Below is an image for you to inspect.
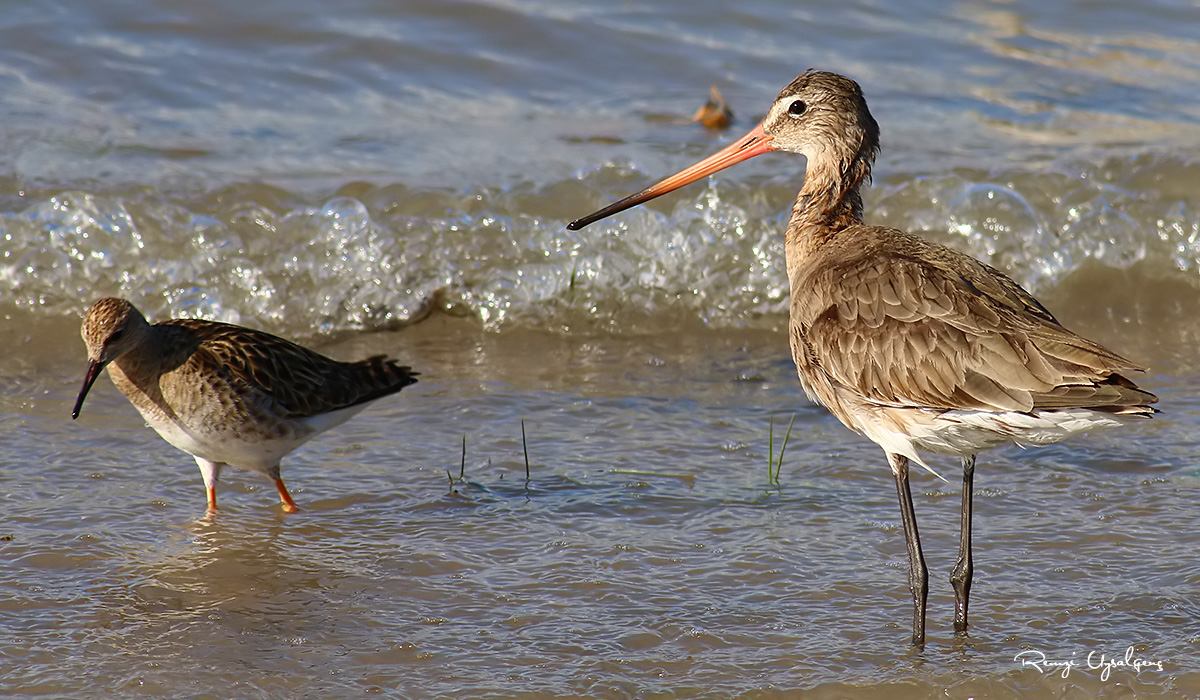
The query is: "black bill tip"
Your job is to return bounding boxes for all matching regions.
[71,360,104,420]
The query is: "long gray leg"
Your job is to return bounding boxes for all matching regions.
[951,454,976,633]
[888,453,927,646]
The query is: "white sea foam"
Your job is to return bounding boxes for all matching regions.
[1,158,1194,337]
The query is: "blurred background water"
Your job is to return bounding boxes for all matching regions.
[1,0,1198,698]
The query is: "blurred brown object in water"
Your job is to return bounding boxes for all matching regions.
[691,85,734,130]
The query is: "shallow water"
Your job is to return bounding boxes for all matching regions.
[2,0,1200,698]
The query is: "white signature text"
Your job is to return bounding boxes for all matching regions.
[1015,646,1165,681]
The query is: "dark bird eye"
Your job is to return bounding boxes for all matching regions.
[788,99,807,116]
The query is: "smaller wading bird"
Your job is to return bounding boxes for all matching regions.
[72,297,418,513]
[568,70,1157,645]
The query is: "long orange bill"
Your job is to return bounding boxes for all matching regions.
[71,359,104,420]
[567,121,776,231]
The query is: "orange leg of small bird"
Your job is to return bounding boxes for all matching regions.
[275,478,299,513]
[206,485,219,512]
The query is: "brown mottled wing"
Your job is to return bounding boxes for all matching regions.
[794,228,1156,414]
[162,319,418,418]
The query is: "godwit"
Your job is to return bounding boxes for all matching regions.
[72,297,418,513]
[568,70,1157,645]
